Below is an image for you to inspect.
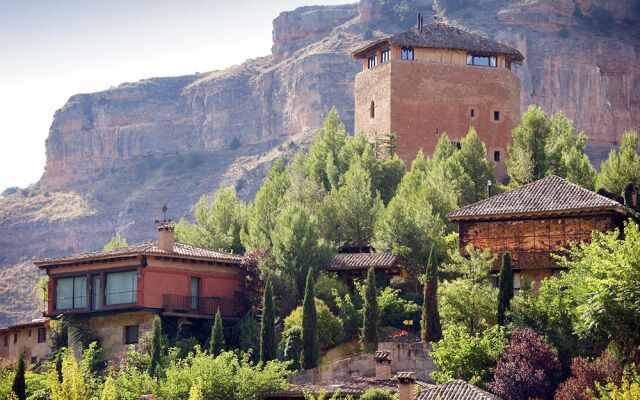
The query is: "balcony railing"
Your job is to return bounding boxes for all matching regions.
[162,295,244,318]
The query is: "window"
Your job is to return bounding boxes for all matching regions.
[190,277,200,310]
[493,111,501,121]
[3,335,7,347]
[494,151,501,162]
[124,325,139,344]
[91,275,101,310]
[37,327,46,343]
[55,276,87,310]
[106,271,138,305]
[30,356,37,364]
[369,101,375,119]
[367,55,377,69]
[513,272,522,290]
[467,54,497,67]
[470,109,475,118]
[28,329,32,337]
[381,48,391,63]
[401,47,414,60]
[14,333,17,344]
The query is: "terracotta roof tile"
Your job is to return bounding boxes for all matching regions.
[396,372,416,382]
[416,380,501,400]
[374,351,391,361]
[447,176,628,221]
[353,22,523,61]
[327,252,400,271]
[35,241,242,267]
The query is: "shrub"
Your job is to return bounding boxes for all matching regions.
[333,290,361,340]
[554,352,622,400]
[377,287,420,328]
[597,370,640,400]
[431,325,507,388]
[360,388,394,399]
[315,272,349,312]
[284,299,344,348]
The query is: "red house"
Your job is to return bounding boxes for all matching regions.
[35,222,245,357]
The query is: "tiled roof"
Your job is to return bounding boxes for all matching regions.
[396,372,416,382]
[416,380,501,400]
[267,377,430,398]
[374,351,391,361]
[353,22,523,61]
[35,241,242,267]
[0,318,48,332]
[327,252,400,271]
[447,176,629,221]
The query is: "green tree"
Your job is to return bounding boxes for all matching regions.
[596,131,640,194]
[361,267,378,353]
[11,352,26,400]
[377,156,405,204]
[282,327,303,370]
[175,187,247,254]
[422,251,442,342]
[48,350,89,400]
[333,290,361,340]
[260,278,277,363]
[455,127,495,202]
[497,252,514,326]
[239,316,260,359]
[507,105,549,185]
[328,163,383,250]
[149,316,163,377]
[210,308,225,356]
[103,235,127,251]
[302,268,319,369]
[431,325,508,388]
[284,299,344,348]
[305,107,349,191]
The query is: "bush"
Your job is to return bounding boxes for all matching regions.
[333,290,361,340]
[284,299,344,348]
[315,272,349,312]
[377,287,420,329]
[431,325,507,388]
[360,388,395,399]
[555,352,622,400]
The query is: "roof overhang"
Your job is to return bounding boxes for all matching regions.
[352,39,390,59]
[447,205,630,223]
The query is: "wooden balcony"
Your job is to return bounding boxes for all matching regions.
[162,294,244,318]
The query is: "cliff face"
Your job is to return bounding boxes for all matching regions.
[1,0,639,326]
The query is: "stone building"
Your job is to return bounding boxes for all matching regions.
[352,19,523,179]
[34,221,245,359]
[0,319,50,364]
[447,175,631,287]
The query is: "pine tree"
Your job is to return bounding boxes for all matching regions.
[210,308,225,356]
[259,278,276,363]
[422,251,442,342]
[149,316,162,377]
[497,252,514,326]
[302,268,319,369]
[12,351,26,400]
[361,267,379,352]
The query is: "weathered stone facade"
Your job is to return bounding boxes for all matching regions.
[0,321,50,364]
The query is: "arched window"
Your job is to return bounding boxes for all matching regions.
[369,101,375,118]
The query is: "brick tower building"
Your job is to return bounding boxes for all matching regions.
[353,19,523,179]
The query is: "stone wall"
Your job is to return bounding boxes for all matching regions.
[0,324,50,364]
[289,341,437,384]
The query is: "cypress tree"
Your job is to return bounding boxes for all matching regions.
[497,252,514,326]
[210,308,225,356]
[259,278,276,362]
[11,351,26,400]
[283,327,303,370]
[302,268,319,369]
[149,316,162,377]
[421,251,442,342]
[361,267,378,353]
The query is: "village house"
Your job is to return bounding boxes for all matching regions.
[327,251,404,283]
[447,175,632,287]
[0,319,50,365]
[352,16,523,179]
[32,220,245,359]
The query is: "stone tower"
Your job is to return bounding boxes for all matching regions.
[352,19,523,179]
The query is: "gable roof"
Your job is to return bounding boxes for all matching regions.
[447,176,629,222]
[35,241,242,268]
[327,252,400,271]
[353,22,523,62]
[416,380,501,400]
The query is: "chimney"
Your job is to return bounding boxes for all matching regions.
[416,13,422,31]
[396,372,415,400]
[487,180,493,198]
[156,204,174,252]
[374,351,392,380]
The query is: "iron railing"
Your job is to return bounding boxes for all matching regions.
[162,294,244,318]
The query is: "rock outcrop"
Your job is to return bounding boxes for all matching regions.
[1,0,639,326]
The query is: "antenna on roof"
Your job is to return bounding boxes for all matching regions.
[155,204,172,225]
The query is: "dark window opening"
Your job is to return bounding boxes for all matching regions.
[381,49,390,63]
[494,151,501,162]
[493,111,501,121]
[28,329,32,337]
[37,327,47,343]
[369,101,375,119]
[367,55,377,69]
[14,334,17,344]
[124,325,139,344]
[401,47,414,61]
[30,356,37,364]
[467,54,497,67]
[470,109,475,118]
[3,335,7,347]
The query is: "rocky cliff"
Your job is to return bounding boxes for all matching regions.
[1,0,639,326]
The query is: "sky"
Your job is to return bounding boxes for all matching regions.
[0,0,351,191]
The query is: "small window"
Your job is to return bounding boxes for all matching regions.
[470,109,475,118]
[513,272,522,290]
[381,49,390,63]
[494,151,501,162]
[467,54,497,67]
[28,329,32,337]
[369,101,375,119]
[124,325,139,344]
[37,327,47,343]
[490,57,497,67]
[367,55,377,69]
[3,335,7,347]
[493,111,500,121]
[401,47,414,61]
[30,356,37,364]
[14,334,17,344]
